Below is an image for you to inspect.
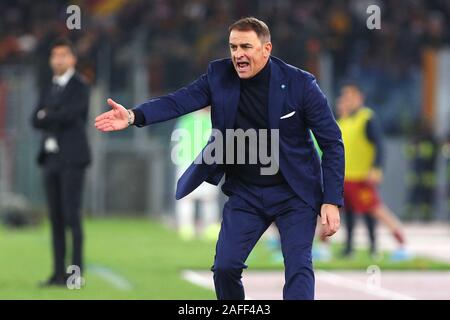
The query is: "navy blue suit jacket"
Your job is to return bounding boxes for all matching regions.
[135,56,344,213]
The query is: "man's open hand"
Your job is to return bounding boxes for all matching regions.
[95,98,129,132]
[320,204,340,239]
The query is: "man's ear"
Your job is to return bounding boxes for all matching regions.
[264,42,272,58]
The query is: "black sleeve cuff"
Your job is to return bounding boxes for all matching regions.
[131,108,145,127]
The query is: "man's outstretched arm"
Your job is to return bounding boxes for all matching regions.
[95,71,211,132]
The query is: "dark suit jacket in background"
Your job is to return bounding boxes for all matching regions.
[32,73,91,167]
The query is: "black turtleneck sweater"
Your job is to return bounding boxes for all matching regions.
[225,60,286,186]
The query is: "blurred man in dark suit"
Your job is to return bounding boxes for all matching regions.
[32,38,91,286]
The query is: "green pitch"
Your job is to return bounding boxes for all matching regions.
[0,218,449,299]
[0,218,217,299]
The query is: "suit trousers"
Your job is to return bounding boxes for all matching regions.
[212,178,317,300]
[42,155,85,277]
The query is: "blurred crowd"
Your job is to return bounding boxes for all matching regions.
[0,0,449,134]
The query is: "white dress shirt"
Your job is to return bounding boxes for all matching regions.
[52,67,75,88]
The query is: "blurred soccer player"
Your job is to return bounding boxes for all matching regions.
[31,38,90,286]
[337,84,406,258]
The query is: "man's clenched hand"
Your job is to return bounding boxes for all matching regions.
[320,203,340,239]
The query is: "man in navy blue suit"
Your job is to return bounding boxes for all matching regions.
[95,17,344,300]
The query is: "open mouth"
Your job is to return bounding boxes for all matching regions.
[236,61,250,73]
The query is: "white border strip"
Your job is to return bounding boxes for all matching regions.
[316,270,416,300]
[89,265,133,291]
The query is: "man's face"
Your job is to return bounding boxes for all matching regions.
[336,96,348,118]
[229,30,272,79]
[338,86,364,114]
[50,46,76,76]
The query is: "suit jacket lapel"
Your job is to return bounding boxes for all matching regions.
[268,58,287,129]
[223,70,240,130]
[50,74,76,108]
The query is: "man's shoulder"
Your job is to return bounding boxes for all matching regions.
[73,72,89,86]
[203,58,236,85]
[271,56,315,83]
[207,58,233,73]
[360,106,376,118]
[68,72,90,93]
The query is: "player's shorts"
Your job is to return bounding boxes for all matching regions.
[344,180,380,214]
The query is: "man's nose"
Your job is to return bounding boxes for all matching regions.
[234,48,244,60]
